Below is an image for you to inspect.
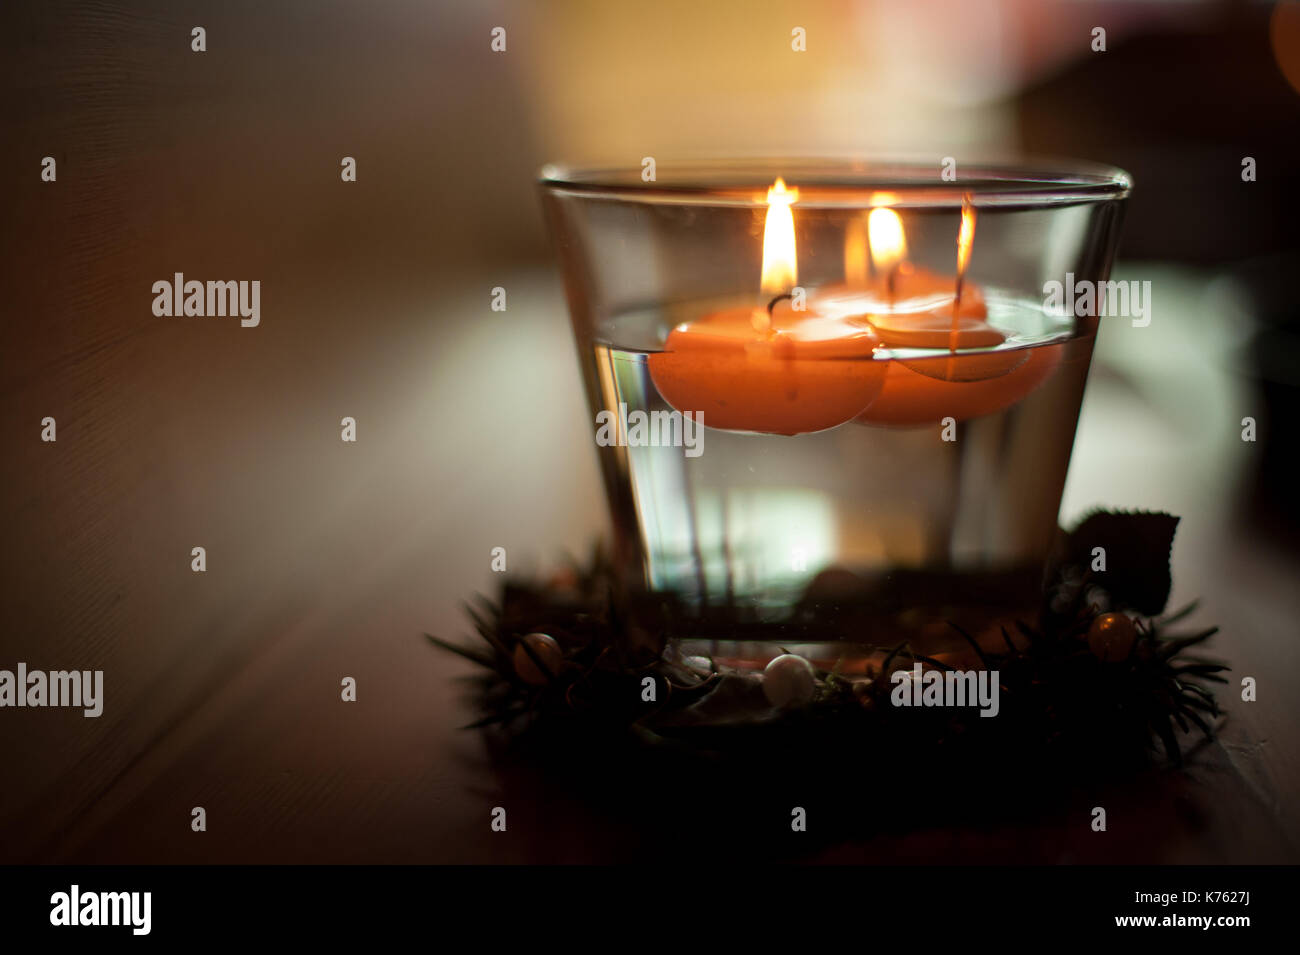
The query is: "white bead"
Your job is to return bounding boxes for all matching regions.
[762,653,816,708]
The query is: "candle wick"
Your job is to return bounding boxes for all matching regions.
[887,266,898,305]
[766,292,793,319]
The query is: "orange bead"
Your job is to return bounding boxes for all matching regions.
[513,632,564,685]
[1087,612,1137,661]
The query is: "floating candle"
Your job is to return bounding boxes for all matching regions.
[847,198,1061,423]
[647,180,885,435]
[646,305,886,436]
[859,343,1064,427]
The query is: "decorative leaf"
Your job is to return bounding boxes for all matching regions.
[1065,510,1179,615]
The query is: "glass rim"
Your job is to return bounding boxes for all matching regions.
[538,156,1131,208]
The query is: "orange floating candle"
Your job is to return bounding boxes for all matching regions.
[648,180,886,435]
[852,197,1059,424]
[646,305,886,436]
[858,343,1064,427]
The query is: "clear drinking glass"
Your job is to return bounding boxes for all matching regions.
[540,159,1130,669]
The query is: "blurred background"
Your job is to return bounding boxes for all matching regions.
[1,0,1298,862]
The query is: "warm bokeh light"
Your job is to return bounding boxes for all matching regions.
[1271,0,1300,96]
[844,216,869,287]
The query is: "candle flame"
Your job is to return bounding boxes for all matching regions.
[760,178,799,294]
[956,195,976,278]
[845,193,900,285]
[949,194,978,359]
[868,207,907,274]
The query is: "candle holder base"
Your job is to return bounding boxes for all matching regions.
[429,510,1225,770]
